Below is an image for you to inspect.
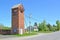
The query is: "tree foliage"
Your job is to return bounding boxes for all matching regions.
[0,24,11,30]
[38,20,60,32]
[47,23,53,31]
[34,22,37,26]
[38,20,49,31]
[56,20,60,30]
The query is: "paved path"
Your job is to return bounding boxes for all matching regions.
[0,31,60,40]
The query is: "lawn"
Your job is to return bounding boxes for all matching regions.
[15,32,38,37]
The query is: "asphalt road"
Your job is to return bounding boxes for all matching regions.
[0,31,60,40]
[26,31,60,40]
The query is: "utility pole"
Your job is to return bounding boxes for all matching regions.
[29,14,32,34]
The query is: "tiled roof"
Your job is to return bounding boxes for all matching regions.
[12,4,22,8]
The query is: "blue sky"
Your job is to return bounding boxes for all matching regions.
[0,0,60,27]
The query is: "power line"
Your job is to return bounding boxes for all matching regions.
[24,19,27,28]
[25,14,39,21]
[24,14,40,28]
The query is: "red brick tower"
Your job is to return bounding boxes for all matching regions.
[11,4,24,34]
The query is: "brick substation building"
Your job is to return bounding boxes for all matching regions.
[0,4,24,35]
[11,4,24,34]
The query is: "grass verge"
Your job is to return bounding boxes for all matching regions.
[15,32,38,37]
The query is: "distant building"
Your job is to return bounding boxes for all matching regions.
[0,29,11,35]
[34,26,38,32]
[26,25,38,32]
[33,22,38,31]
[27,26,34,32]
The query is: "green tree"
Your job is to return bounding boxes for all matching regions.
[0,24,11,30]
[38,23,41,31]
[38,23,43,31]
[47,23,53,31]
[53,24,57,31]
[42,20,49,31]
[56,20,60,30]
[38,20,49,31]
[34,22,37,26]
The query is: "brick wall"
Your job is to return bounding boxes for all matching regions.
[0,29,11,35]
